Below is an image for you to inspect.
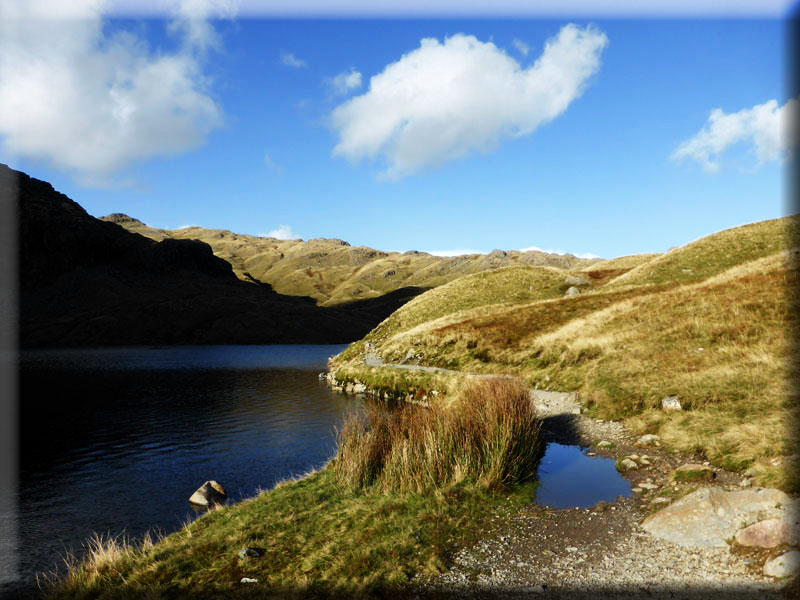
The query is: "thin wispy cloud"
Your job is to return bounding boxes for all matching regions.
[263,224,300,240]
[264,153,285,174]
[330,24,608,180]
[0,0,228,187]
[671,98,798,173]
[329,68,362,95]
[281,51,307,68]
[512,38,530,56]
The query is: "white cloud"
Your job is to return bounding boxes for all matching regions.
[264,225,300,240]
[281,52,307,68]
[330,24,608,180]
[0,0,227,187]
[176,223,200,229]
[671,98,798,173]
[329,68,362,95]
[512,38,530,56]
[428,249,487,256]
[264,153,285,174]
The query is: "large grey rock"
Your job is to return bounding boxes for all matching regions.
[763,551,800,578]
[661,396,682,411]
[564,286,581,297]
[189,480,226,507]
[641,487,790,547]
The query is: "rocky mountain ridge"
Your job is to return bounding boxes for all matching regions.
[101,213,605,306]
[5,164,420,347]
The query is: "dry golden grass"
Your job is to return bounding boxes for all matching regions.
[332,216,799,491]
[607,216,796,287]
[578,253,661,271]
[334,377,541,493]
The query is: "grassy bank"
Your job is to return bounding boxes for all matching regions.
[331,217,799,492]
[47,379,541,598]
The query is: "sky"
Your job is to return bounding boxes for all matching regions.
[0,1,797,259]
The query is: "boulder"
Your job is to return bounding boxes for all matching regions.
[735,518,798,548]
[564,286,581,297]
[637,434,660,446]
[641,487,790,547]
[618,458,638,471]
[763,551,800,579]
[661,396,682,411]
[189,480,226,507]
[673,463,715,482]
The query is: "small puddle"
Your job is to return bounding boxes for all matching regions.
[534,442,631,509]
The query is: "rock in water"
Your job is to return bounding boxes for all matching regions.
[189,480,226,507]
[641,487,790,547]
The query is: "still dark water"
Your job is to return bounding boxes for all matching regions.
[534,442,631,509]
[8,345,360,590]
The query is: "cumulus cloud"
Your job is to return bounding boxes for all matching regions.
[264,225,300,240]
[329,68,362,95]
[281,52,306,68]
[512,38,530,56]
[671,98,798,173]
[0,0,227,187]
[330,24,608,180]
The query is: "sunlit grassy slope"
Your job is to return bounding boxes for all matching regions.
[332,216,799,491]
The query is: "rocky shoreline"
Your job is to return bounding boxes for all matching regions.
[322,367,799,598]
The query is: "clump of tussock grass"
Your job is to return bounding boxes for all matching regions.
[40,530,160,596]
[334,377,541,493]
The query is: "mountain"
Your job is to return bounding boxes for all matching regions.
[101,215,605,306]
[5,164,420,348]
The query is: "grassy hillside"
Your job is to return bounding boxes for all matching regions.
[606,217,795,287]
[332,216,799,491]
[102,214,601,306]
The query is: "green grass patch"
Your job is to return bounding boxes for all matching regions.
[47,468,542,599]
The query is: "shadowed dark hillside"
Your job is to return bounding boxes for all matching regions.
[5,164,415,347]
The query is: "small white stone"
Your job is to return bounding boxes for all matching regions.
[763,551,800,578]
[240,577,258,584]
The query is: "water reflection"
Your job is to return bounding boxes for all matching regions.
[534,442,631,509]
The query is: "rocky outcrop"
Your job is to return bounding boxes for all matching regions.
[640,487,795,548]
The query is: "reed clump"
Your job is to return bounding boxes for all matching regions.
[334,377,541,493]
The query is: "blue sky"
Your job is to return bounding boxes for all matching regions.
[0,2,796,259]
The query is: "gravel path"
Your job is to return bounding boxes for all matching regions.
[413,390,794,599]
[337,358,797,598]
